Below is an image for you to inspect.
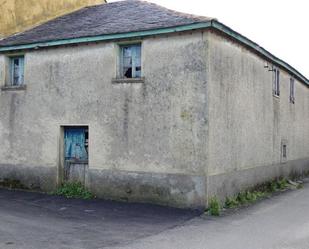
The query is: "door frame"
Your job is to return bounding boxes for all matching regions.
[58,124,89,187]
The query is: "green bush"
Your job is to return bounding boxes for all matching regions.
[225,196,239,209]
[219,176,307,214]
[225,189,271,209]
[269,181,278,192]
[208,196,221,216]
[54,182,94,200]
[277,178,288,190]
[263,178,288,192]
[223,178,294,211]
[245,191,257,202]
[236,191,248,204]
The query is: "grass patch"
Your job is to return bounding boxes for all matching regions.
[207,177,296,216]
[257,177,289,193]
[208,196,221,216]
[225,190,268,209]
[207,177,304,216]
[277,178,288,189]
[54,182,94,200]
[223,177,298,210]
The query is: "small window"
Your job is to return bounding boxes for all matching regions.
[290,77,295,103]
[10,56,24,86]
[272,67,280,97]
[281,140,288,162]
[120,44,141,78]
[282,144,287,159]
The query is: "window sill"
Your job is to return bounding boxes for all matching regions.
[273,94,280,99]
[1,85,27,91]
[112,77,145,84]
[65,159,88,164]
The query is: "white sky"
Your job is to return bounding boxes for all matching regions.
[108,0,309,78]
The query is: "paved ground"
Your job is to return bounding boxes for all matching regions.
[115,180,309,249]
[1,182,309,249]
[0,189,199,249]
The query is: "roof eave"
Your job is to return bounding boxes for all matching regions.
[211,20,309,87]
[0,22,212,52]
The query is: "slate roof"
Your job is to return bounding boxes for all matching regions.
[0,0,212,47]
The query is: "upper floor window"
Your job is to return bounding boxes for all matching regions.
[273,67,280,97]
[290,77,295,104]
[120,44,141,78]
[10,56,24,86]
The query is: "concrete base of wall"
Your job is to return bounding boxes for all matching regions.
[0,163,206,209]
[87,169,206,210]
[0,158,308,209]
[0,164,57,192]
[208,158,309,201]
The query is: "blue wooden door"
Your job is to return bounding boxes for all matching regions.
[64,127,88,184]
[64,128,88,161]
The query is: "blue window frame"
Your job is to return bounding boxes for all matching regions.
[120,44,141,78]
[10,56,24,86]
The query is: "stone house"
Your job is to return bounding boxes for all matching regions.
[0,0,308,209]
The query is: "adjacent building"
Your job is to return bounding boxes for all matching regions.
[0,0,308,209]
[0,0,105,38]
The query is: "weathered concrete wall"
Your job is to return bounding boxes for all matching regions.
[0,28,307,208]
[0,32,209,208]
[207,31,309,199]
[0,0,104,38]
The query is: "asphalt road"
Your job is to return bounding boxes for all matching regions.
[1,181,309,249]
[115,179,309,249]
[0,189,199,249]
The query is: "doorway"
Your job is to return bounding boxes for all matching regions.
[63,126,89,185]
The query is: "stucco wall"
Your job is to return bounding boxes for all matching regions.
[0,32,209,208]
[207,31,309,198]
[0,29,308,207]
[0,0,104,38]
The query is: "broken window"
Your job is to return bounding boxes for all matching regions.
[10,56,24,86]
[290,77,295,103]
[273,67,280,97]
[120,44,141,78]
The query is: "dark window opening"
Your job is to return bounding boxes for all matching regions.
[282,144,287,159]
[273,68,280,96]
[290,77,295,104]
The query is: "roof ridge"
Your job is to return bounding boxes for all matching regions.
[135,0,213,21]
[84,0,213,20]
